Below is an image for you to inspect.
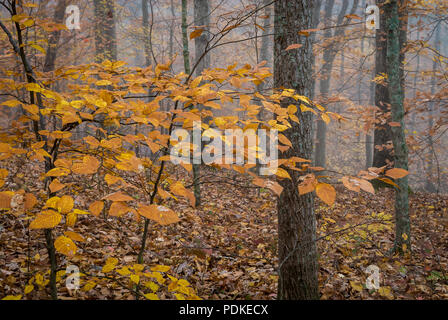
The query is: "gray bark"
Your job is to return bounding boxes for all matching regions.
[274,0,319,300]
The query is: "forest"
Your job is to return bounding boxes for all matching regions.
[0,0,447,302]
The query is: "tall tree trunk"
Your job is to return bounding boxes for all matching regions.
[274,0,319,300]
[181,0,191,74]
[373,0,393,168]
[94,0,117,62]
[385,0,410,253]
[142,0,153,67]
[192,0,211,206]
[256,0,273,122]
[425,22,440,193]
[43,0,66,72]
[314,0,358,168]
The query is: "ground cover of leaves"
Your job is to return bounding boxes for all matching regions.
[0,164,447,300]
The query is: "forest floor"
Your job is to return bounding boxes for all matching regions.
[0,165,447,300]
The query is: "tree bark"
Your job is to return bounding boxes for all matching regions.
[385,0,411,253]
[94,0,117,62]
[274,0,319,300]
[373,0,393,168]
[192,0,211,206]
[314,0,358,168]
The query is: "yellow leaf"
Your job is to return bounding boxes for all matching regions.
[57,195,74,214]
[378,286,394,299]
[144,281,159,292]
[102,257,118,273]
[144,293,159,300]
[24,284,34,294]
[29,210,62,229]
[95,80,112,86]
[64,231,85,242]
[275,168,291,179]
[2,295,22,300]
[54,236,77,257]
[321,113,331,124]
[104,174,122,186]
[66,211,77,227]
[82,280,96,291]
[130,274,140,284]
[30,44,45,54]
[350,281,363,292]
[377,177,400,189]
[315,183,336,206]
[46,167,70,177]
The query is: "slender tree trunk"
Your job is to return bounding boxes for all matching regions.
[43,0,66,72]
[181,0,191,74]
[274,0,319,300]
[256,0,273,122]
[94,0,117,62]
[385,0,410,253]
[191,0,210,206]
[373,0,393,168]
[314,0,358,167]
[142,0,153,67]
[425,23,440,193]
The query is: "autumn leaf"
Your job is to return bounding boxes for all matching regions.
[49,179,66,193]
[315,183,336,206]
[57,195,74,214]
[138,205,180,226]
[103,191,134,202]
[89,201,104,216]
[385,168,409,179]
[29,210,62,229]
[54,236,77,257]
[285,43,302,51]
[190,28,204,40]
[64,231,85,242]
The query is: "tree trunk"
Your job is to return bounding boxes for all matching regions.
[274,0,319,300]
[256,0,273,122]
[373,0,393,168]
[425,22,440,193]
[94,0,117,62]
[385,0,410,253]
[192,0,211,206]
[43,0,66,72]
[315,0,358,168]
[142,0,153,67]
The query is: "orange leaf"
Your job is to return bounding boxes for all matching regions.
[89,201,104,216]
[315,183,336,206]
[49,179,66,193]
[189,28,204,40]
[138,204,180,226]
[285,43,302,51]
[385,168,409,179]
[109,202,130,217]
[103,191,134,202]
